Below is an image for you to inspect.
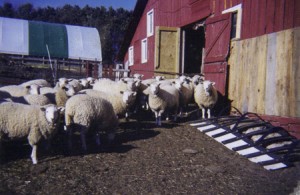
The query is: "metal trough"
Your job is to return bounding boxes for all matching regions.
[190,112,300,170]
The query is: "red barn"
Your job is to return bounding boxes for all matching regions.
[118,0,300,138]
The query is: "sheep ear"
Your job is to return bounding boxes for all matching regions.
[212,82,216,86]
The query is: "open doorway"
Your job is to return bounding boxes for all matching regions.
[181,22,205,74]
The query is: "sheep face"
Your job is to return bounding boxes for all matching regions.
[86,77,96,85]
[58,78,69,87]
[64,84,76,97]
[192,75,205,86]
[174,81,183,91]
[150,83,160,96]
[43,105,60,124]
[203,81,215,96]
[121,91,137,106]
[133,73,144,80]
[154,76,165,81]
[26,84,41,95]
[79,79,89,88]
[134,80,141,88]
[127,81,138,91]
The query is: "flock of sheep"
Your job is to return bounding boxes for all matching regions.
[0,74,218,164]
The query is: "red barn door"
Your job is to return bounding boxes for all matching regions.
[204,13,232,95]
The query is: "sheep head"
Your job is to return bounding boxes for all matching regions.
[25,84,41,95]
[203,80,215,96]
[42,105,60,124]
[120,90,137,106]
[150,83,160,96]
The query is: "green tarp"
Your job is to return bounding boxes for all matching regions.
[28,21,68,58]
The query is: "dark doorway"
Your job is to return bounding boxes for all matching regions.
[181,24,205,74]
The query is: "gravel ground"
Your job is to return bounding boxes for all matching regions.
[0,113,300,195]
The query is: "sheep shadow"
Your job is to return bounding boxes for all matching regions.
[0,140,33,164]
[189,91,233,120]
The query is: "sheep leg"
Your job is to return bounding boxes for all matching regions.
[207,109,211,118]
[30,144,38,164]
[196,109,201,119]
[108,133,115,144]
[80,130,87,151]
[0,140,4,163]
[173,113,177,122]
[153,110,159,125]
[166,114,170,121]
[125,112,130,122]
[66,127,73,152]
[158,110,164,126]
[202,108,206,119]
[179,107,183,117]
[95,132,101,146]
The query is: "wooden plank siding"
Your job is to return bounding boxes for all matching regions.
[228,27,300,118]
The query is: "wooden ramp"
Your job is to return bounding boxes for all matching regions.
[190,112,300,170]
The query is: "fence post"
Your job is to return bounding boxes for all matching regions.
[98,62,102,79]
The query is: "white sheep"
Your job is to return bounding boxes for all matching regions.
[148,83,180,126]
[194,80,218,118]
[57,77,70,87]
[93,78,139,93]
[0,103,61,164]
[0,84,41,97]
[86,77,96,86]
[64,94,118,151]
[79,89,137,119]
[174,79,194,116]
[6,94,52,106]
[192,74,205,87]
[20,79,51,88]
[40,84,76,107]
[133,73,144,80]
[68,79,84,92]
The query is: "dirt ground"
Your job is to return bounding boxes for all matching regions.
[1,111,300,195]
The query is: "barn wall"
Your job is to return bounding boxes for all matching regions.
[127,0,211,78]
[228,27,300,118]
[212,0,300,39]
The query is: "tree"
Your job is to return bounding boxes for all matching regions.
[16,3,35,20]
[0,3,15,18]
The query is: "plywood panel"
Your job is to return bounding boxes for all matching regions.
[155,26,180,78]
[229,28,300,118]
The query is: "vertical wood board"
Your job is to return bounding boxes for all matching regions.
[265,33,278,115]
[294,28,300,116]
[275,29,293,116]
